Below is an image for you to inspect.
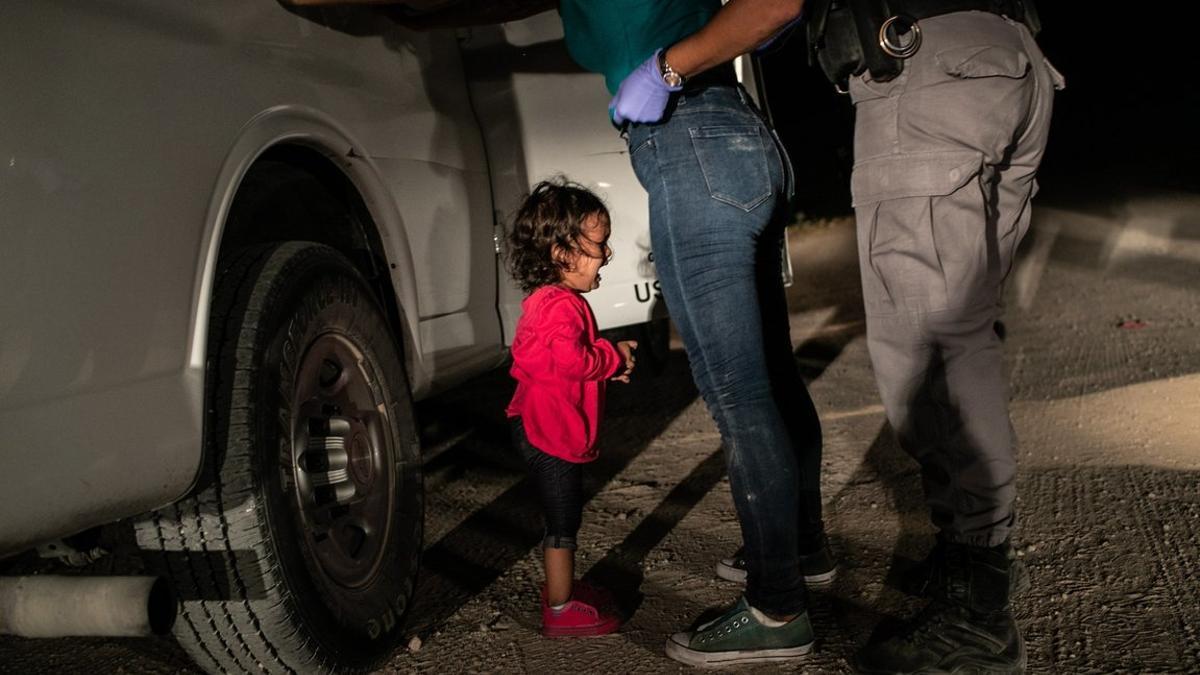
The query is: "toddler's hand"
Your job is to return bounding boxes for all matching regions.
[613,340,638,383]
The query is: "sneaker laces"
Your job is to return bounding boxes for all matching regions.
[697,603,746,634]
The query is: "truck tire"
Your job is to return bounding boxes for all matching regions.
[135,242,421,674]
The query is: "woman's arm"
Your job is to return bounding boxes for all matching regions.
[663,0,805,79]
[609,0,804,124]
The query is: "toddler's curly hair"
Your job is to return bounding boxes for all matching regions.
[506,178,610,293]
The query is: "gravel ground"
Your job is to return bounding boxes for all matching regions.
[3,191,1199,673]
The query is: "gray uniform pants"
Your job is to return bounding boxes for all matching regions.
[849,11,1062,547]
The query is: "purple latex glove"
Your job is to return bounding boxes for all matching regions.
[609,49,681,126]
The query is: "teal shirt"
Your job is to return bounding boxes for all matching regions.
[560,0,722,95]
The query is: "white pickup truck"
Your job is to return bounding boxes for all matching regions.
[0,3,763,673]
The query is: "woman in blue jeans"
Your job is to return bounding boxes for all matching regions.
[559,0,826,666]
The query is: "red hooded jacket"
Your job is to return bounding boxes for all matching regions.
[506,285,622,462]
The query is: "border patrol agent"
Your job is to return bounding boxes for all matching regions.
[807,0,1061,671]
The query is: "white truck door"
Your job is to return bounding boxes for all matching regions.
[458,12,664,342]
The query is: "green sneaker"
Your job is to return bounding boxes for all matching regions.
[665,597,814,668]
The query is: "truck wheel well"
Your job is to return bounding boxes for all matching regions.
[218,145,410,366]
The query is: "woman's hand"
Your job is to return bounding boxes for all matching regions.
[609,50,679,125]
[612,340,638,382]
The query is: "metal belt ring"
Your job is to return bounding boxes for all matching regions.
[879,15,922,58]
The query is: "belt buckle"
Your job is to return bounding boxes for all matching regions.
[879,14,922,59]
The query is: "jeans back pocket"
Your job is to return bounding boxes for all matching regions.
[689,125,772,211]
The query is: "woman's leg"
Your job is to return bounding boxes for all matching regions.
[755,219,825,546]
[628,88,809,617]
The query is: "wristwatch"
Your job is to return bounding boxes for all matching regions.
[658,50,684,88]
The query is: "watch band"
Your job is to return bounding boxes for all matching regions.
[658,50,685,89]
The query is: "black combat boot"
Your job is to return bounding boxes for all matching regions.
[901,535,1030,601]
[855,540,1026,674]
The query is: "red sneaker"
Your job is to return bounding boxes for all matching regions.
[542,593,621,638]
[571,581,617,610]
[541,581,617,612]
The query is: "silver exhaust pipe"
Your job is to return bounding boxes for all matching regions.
[0,576,175,638]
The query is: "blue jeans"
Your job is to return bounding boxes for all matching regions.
[626,86,822,616]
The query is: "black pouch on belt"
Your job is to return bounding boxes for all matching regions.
[808,0,1042,89]
[807,0,905,89]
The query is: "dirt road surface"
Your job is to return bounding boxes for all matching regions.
[3,192,1198,673]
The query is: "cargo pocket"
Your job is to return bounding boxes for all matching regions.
[936,44,1030,80]
[851,150,981,207]
[689,125,772,211]
[851,149,986,314]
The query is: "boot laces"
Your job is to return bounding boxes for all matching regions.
[901,601,958,645]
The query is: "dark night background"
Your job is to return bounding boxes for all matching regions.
[757,5,1200,217]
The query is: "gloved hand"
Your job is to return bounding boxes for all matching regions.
[609,49,681,126]
[753,15,802,55]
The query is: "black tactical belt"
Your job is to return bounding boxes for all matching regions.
[898,0,1038,32]
[682,62,738,93]
[807,0,1040,90]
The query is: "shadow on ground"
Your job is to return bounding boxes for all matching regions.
[406,296,865,639]
[406,352,703,637]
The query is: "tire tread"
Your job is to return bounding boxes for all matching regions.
[137,242,417,674]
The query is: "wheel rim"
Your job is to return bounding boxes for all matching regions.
[289,332,394,591]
